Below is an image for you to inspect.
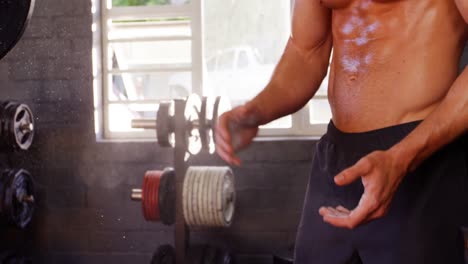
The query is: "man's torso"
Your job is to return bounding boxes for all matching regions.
[322,0,467,132]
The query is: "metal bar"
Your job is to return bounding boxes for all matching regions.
[174,99,188,264]
[108,35,192,43]
[131,119,157,129]
[108,5,192,20]
[107,99,162,104]
[190,0,204,95]
[101,0,111,139]
[131,189,142,201]
[108,66,192,74]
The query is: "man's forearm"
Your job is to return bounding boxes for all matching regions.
[391,66,468,172]
[243,36,333,126]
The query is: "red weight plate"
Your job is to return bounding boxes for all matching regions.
[142,170,163,221]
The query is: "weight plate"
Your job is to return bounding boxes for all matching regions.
[150,244,175,264]
[0,0,35,61]
[184,94,202,155]
[0,102,34,151]
[183,167,194,226]
[215,168,223,227]
[159,168,175,226]
[199,97,210,153]
[157,102,175,148]
[10,103,34,150]
[222,168,235,226]
[142,170,162,222]
[3,169,34,229]
[200,167,210,226]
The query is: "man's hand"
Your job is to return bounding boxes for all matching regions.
[319,149,408,229]
[215,105,260,166]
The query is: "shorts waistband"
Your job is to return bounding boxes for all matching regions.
[324,120,422,152]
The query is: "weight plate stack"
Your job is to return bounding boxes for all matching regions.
[0,101,34,151]
[0,169,35,229]
[151,244,175,264]
[184,94,202,155]
[0,0,35,60]
[157,101,175,148]
[142,170,163,222]
[159,168,175,226]
[183,167,235,228]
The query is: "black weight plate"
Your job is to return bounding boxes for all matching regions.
[158,167,175,226]
[8,103,34,150]
[0,0,35,60]
[151,244,175,264]
[199,97,210,152]
[157,102,174,148]
[4,169,34,229]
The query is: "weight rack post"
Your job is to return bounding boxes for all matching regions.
[174,99,189,264]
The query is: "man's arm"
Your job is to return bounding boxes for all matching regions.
[243,0,333,125]
[319,3,467,228]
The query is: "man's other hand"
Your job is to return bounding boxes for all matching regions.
[319,149,408,229]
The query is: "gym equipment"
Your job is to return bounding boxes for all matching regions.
[131,95,230,155]
[183,167,235,228]
[0,169,35,228]
[0,101,34,151]
[0,0,35,60]
[0,251,31,264]
[131,168,175,225]
[130,95,234,264]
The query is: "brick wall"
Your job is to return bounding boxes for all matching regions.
[0,0,466,264]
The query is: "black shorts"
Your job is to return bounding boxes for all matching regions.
[294,121,468,264]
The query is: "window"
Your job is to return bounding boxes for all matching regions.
[93,0,331,139]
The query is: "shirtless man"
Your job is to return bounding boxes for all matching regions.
[215,0,468,263]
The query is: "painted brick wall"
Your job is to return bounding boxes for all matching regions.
[0,0,466,264]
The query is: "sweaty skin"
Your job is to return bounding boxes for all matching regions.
[215,0,468,228]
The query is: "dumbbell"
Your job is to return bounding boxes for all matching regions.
[0,169,35,228]
[131,168,175,225]
[131,166,236,228]
[131,95,230,155]
[0,101,34,151]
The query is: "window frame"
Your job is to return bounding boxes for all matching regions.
[93,0,330,140]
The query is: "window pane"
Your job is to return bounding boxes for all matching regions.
[109,40,191,70]
[108,104,158,132]
[112,0,189,7]
[202,0,291,104]
[309,99,332,124]
[108,19,191,41]
[108,72,192,101]
[261,115,292,129]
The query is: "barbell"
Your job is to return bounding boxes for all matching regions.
[0,168,35,228]
[131,95,230,155]
[131,166,235,228]
[0,0,35,61]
